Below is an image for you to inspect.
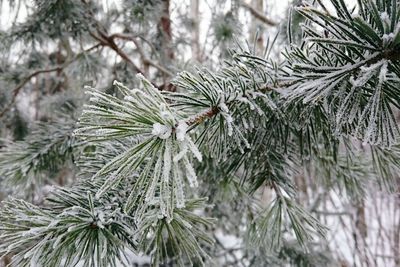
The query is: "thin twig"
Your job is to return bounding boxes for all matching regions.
[0,43,102,118]
[110,33,174,77]
[240,1,277,26]
[89,31,144,74]
[0,67,62,118]
[186,106,220,126]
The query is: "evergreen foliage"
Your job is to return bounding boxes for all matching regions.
[0,0,399,266]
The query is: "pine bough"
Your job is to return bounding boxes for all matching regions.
[1,0,400,266]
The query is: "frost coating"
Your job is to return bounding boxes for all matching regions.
[173,142,188,162]
[380,12,390,24]
[222,113,234,136]
[152,123,172,139]
[173,161,185,208]
[176,121,188,141]
[378,61,388,84]
[113,80,123,87]
[184,157,198,188]
[186,137,202,162]
[351,60,387,88]
[218,102,229,113]
[163,139,172,183]
[218,99,235,136]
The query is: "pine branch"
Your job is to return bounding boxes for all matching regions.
[74,75,205,217]
[137,198,214,266]
[247,191,327,253]
[0,121,76,191]
[283,0,400,146]
[0,180,137,267]
[2,1,400,266]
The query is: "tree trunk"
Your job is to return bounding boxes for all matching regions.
[157,0,174,90]
[158,0,174,61]
[249,0,264,55]
[190,0,200,62]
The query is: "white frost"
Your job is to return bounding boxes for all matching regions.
[183,157,198,188]
[186,137,203,162]
[175,121,188,141]
[163,139,172,183]
[378,60,388,84]
[218,102,229,113]
[173,142,188,162]
[152,123,172,139]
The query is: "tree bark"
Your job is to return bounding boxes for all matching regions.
[249,0,264,55]
[158,0,174,61]
[157,0,174,90]
[190,0,200,61]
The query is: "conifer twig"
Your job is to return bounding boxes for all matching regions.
[186,106,220,126]
[240,1,277,26]
[0,67,62,118]
[89,31,144,75]
[110,33,174,77]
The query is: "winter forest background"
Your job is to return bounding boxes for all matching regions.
[0,0,399,266]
